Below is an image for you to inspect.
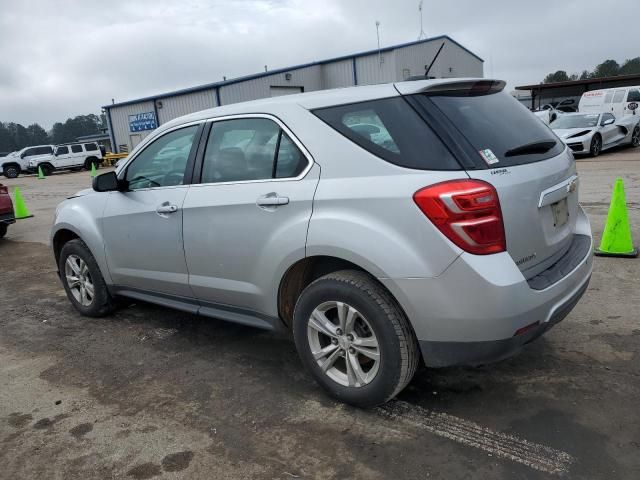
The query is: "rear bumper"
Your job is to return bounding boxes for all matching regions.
[418,274,590,367]
[381,209,593,368]
[0,211,15,225]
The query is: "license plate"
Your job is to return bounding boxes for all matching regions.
[551,198,569,228]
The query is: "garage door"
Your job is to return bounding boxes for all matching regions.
[269,86,303,97]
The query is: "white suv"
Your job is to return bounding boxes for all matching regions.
[1,145,54,178]
[28,142,103,176]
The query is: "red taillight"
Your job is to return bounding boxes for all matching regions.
[413,179,506,255]
[0,185,7,195]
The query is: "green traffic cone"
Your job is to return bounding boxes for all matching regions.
[90,162,97,178]
[595,178,637,258]
[37,166,45,179]
[12,187,33,219]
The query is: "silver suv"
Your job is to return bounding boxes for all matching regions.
[52,79,593,407]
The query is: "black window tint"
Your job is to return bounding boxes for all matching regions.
[84,143,98,151]
[56,146,69,155]
[201,118,279,183]
[422,91,564,167]
[125,125,198,190]
[24,149,36,157]
[314,97,460,170]
[627,89,640,102]
[34,147,52,155]
[275,133,307,178]
[71,144,83,153]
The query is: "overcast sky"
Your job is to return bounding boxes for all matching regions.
[1,0,638,128]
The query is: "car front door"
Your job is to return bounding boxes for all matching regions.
[53,146,70,168]
[600,113,619,145]
[102,123,203,298]
[182,116,319,319]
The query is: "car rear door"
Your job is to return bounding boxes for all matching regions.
[407,84,580,278]
[182,116,319,318]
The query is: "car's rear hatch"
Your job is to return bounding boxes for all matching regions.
[399,80,579,277]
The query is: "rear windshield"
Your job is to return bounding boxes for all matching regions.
[419,92,564,167]
[313,97,461,170]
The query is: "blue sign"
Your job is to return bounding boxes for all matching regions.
[129,112,157,132]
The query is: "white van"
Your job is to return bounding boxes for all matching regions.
[27,142,103,176]
[579,86,640,118]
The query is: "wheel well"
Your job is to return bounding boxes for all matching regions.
[2,162,20,170]
[53,229,80,265]
[85,156,98,165]
[278,256,395,330]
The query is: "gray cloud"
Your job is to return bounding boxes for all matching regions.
[0,0,637,128]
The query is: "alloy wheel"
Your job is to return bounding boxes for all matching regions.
[591,136,601,156]
[307,301,380,388]
[64,254,95,306]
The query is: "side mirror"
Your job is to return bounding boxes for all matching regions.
[602,118,615,126]
[20,153,26,159]
[93,171,123,192]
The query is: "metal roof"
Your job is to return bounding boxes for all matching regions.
[104,35,483,109]
[515,73,640,91]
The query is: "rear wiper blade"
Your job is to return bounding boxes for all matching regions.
[504,140,557,157]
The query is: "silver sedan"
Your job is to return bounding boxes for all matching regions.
[552,112,640,157]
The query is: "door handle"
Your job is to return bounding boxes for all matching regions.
[156,203,179,214]
[257,194,289,207]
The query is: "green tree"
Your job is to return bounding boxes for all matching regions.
[579,70,591,80]
[50,114,103,144]
[619,57,640,76]
[592,59,620,78]
[544,70,570,83]
[26,123,49,145]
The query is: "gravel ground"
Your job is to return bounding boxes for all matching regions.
[0,150,638,480]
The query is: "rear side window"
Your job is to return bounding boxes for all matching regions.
[313,97,461,170]
[71,145,83,153]
[84,143,98,151]
[419,91,564,167]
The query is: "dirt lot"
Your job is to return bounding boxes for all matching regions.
[1,151,639,480]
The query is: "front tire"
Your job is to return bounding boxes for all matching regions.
[3,165,19,178]
[293,270,419,408]
[590,134,602,157]
[59,239,115,317]
[0,223,7,238]
[631,126,640,148]
[41,164,54,177]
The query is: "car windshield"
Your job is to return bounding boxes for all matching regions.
[551,114,600,129]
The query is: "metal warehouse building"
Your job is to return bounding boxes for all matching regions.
[104,35,484,153]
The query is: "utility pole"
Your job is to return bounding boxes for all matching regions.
[418,1,427,40]
[375,21,382,67]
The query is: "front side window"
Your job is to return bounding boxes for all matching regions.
[627,89,640,102]
[125,125,198,190]
[201,118,307,184]
[56,146,69,155]
[71,145,83,153]
[35,146,53,155]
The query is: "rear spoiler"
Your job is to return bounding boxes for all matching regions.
[395,79,506,97]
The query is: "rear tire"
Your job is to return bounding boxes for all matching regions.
[293,270,419,408]
[0,224,7,238]
[59,239,116,317]
[85,158,99,171]
[3,165,19,178]
[589,134,602,157]
[41,164,53,177]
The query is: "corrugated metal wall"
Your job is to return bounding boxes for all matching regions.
[321,59,354,89]
[157,89,217,124]
[108,40,483,152]
[219,65,322,105]
[108,100,155,152]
